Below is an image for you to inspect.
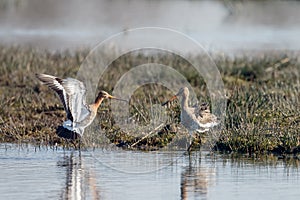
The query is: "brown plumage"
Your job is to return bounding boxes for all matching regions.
[162,87,219,150]
[36,73,126,139]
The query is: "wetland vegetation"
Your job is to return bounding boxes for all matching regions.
[0,46,299,156]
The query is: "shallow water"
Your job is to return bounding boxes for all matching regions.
[0,143,299,200]
[0,0,300,52]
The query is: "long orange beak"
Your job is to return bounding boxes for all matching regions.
[161,95,177,106]
[108,94,128,102]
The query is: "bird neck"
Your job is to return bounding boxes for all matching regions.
[181,95,189,109]
[93,97,104,109]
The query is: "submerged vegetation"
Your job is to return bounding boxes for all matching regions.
[0,46,299,156]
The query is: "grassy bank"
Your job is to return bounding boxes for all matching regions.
[0,46,299,156]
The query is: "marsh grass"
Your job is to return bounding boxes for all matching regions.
[215,53,300,155]
[0,46,299,156]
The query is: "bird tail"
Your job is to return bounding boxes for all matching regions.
[56,126,80,140]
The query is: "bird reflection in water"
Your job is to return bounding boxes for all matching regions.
[180,155,215,200]
[57,152,100,200]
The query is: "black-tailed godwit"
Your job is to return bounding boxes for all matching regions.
[162,87,219,151]
[36,73,126,140]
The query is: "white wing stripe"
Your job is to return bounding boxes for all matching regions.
[37,74,91,123]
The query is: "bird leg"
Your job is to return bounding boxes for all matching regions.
[70,139,77,149]
[78,139,81,151]
[188,130,206,152]
[187,131,194,153]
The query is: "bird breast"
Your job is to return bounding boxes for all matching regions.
[181,109,201,131]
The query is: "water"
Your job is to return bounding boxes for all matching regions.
[0,0,300,52]
[0,144,299,200]
[1,1,300,199]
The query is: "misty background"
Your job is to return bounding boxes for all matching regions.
[0,0,300,53]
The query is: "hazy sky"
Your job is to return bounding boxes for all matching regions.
[0,0,299,52]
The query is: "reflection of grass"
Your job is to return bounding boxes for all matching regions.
[0,46,299,156]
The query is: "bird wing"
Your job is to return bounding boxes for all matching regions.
[36,74,90,122]
[193,102,219,128]
[193,102,210,119]
[36,74,73,121]
[62,77,90,122]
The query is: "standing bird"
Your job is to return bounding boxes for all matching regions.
[162,87,219,151]
[36,73,126,140]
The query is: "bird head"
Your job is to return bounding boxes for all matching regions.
[96,90,114,100]
[176,87,189,97]
[161,87,189,106]
[95,90,127,103]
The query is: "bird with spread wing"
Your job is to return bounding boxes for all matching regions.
[36,74,126,139]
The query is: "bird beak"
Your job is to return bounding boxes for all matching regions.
[161,95,177,106]
[108,95,128,102]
